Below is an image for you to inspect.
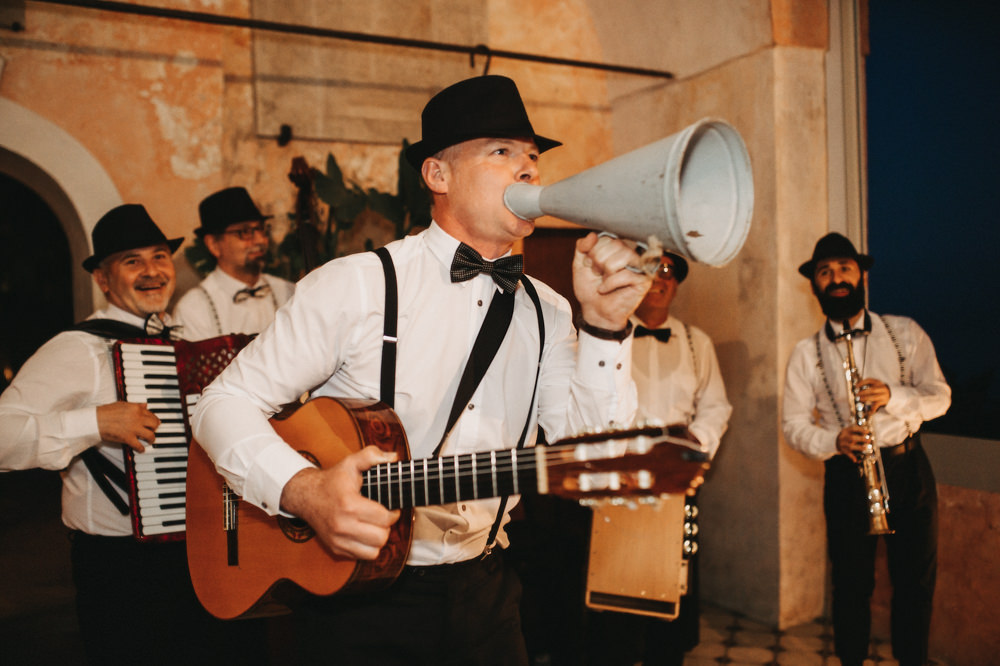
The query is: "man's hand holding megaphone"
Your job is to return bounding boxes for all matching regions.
[572,232,653,336]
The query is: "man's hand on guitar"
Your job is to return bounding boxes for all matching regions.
[96,401,160,453]
[280,445,401,560]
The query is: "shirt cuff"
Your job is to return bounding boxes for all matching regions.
[243,441,314,516]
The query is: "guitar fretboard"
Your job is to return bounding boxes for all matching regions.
[362,448,539,510]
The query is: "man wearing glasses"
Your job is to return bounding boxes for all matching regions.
[588,250,732,665]
[173,186,295,340]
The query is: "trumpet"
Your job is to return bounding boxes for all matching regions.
[839,322,894,536]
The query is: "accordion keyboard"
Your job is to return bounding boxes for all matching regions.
[119,342,189,537]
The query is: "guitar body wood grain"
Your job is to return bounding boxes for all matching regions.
[185,397,413,620]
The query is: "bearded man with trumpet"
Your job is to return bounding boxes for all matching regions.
[782,233,951,666]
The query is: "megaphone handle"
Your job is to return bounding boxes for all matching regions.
[598,232,662,276]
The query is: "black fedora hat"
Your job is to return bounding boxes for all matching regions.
[82,204,184,272]
[797,232,874,279]
[196,186,272,237]
[405,75,562,170]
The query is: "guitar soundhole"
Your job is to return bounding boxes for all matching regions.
[278,515,315,542]
[277,449,321,542]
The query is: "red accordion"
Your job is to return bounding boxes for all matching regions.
[112,334,252,542]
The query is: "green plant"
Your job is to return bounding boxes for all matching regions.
[185,141,431,281]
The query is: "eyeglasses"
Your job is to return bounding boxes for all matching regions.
[222,224,270,241]
[654,261,676,281]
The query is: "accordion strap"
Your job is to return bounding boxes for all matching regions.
[80,449,130,515]
[70,319,147,515]
[72,318,147,340]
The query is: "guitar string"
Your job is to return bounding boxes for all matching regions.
[361,434,702,508]
[363,432,698,477]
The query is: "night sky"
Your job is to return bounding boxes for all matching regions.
[865,0,1000,439]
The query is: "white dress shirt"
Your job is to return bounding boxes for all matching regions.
[782,312,951,461]
[631,315,731,458]
[173,268,295,340]
[0,305,171,535]
[193,222,637,565]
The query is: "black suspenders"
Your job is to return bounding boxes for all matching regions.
[372,247,544,554]
[373,248,398,407]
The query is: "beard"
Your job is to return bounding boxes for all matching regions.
[814,280,866,321]
[241,250,267,274]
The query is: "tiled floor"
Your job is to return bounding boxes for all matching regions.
[684,604,947,666]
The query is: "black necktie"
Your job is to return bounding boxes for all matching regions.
[450,243,523,293]
[233,283,272,303]
[635,325,672,342]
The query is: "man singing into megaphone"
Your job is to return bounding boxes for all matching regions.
[192,75,652,664]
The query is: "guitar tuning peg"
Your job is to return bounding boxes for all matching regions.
[636,470,653,489]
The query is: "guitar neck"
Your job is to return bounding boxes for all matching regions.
[362,447,538,510]
[358,423,706,510]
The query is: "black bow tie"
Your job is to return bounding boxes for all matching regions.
[143,314,181,340]
[233,283,271,303]
[634,325,672,342]
[825,311,872,342]
[450,243,523,293]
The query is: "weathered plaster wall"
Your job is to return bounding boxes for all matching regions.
[772,43,830,627]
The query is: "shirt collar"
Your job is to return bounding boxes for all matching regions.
[213,267,267,295]
[424,220,517,273]
[424,221,461,271]
[824,310,872,341]
[630,313,677,330]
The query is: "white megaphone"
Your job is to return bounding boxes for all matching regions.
[504,118,753,267]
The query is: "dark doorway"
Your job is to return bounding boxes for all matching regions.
[0,172,83,661]
[0,171,75,389]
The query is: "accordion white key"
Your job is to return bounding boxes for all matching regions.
[113,334,252,542]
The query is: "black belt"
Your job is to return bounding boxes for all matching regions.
[881,433,920,459]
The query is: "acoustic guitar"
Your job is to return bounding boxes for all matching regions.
[185,396,709,620]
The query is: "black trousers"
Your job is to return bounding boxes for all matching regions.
[823,438,938,666]
[292,551,528,666]
[70,532,269,665]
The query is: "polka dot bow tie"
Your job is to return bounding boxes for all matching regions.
[450,243,523,293]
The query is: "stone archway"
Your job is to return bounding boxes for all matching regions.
[0,97,122,319]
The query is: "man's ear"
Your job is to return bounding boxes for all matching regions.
[203,234,224,260]
[421,157,449,195]
[92,267,110,295]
